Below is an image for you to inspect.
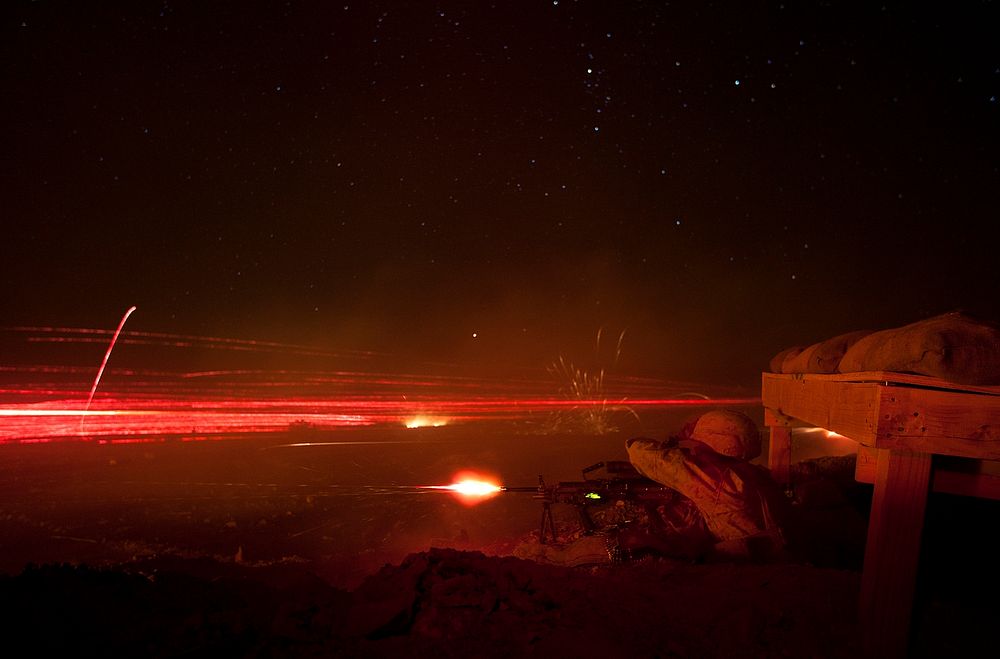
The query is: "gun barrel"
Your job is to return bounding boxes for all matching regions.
[501,486,541,493]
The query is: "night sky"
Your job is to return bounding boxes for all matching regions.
[3,1,999,385]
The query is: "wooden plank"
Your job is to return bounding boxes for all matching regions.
[855,445,877,483]
[763,407,810,428]
[767,424,792,486]
[859,448,932,659]
[764,373,1000,458]
[765,370,1000,396]
[874,386,1000,459]
[761,373,881,444]
[855,445,1000,500]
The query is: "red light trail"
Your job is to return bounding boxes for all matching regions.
[7,324,382,358]
[0,326,760,444]
[0,394,758,443]
[83,305,136,417]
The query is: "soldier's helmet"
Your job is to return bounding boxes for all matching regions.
[687,409,761,461]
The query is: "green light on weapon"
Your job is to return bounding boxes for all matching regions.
[584,492,601,500]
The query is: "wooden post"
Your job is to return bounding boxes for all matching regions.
[859,448,932,659]
[767,425,792,487]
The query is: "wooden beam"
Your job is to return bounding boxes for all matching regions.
[855,445,877,483]
[774,370,1000,396]
[859,449,932,659]
[761,373,881,444]
[767,425,792,486]
[763,373,1000,458]
[763,407,810,428]
[874,386,1000,460]
[855,445,1000,500]
[761,371,1000,657]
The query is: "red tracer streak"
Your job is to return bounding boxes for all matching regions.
[84,305,137,415]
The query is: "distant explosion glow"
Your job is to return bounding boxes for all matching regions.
[404,415,449,428]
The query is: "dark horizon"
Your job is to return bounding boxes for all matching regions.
[4,2,999,386]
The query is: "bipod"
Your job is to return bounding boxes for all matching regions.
[536,475,558,544]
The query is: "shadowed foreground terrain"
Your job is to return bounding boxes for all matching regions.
[3,479,999,659]
[1,536,994,659]
[1,419,998,656]
[2,549,862,658]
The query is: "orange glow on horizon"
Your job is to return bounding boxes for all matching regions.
[404,415,449,428]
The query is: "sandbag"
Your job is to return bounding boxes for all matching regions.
[837,312,1000,384]
[779,343,819,374]
[768,345,804,373]
[797,330,873,374]
[836,329,895,373]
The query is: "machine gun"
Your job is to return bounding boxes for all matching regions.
[504,460,677,545]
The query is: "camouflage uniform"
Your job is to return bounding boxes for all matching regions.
[626,410,787,560]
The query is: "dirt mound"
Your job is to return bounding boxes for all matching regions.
[4,541,998,657]
[348,547,861,658]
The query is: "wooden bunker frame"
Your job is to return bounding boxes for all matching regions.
[763,370,1000,659]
